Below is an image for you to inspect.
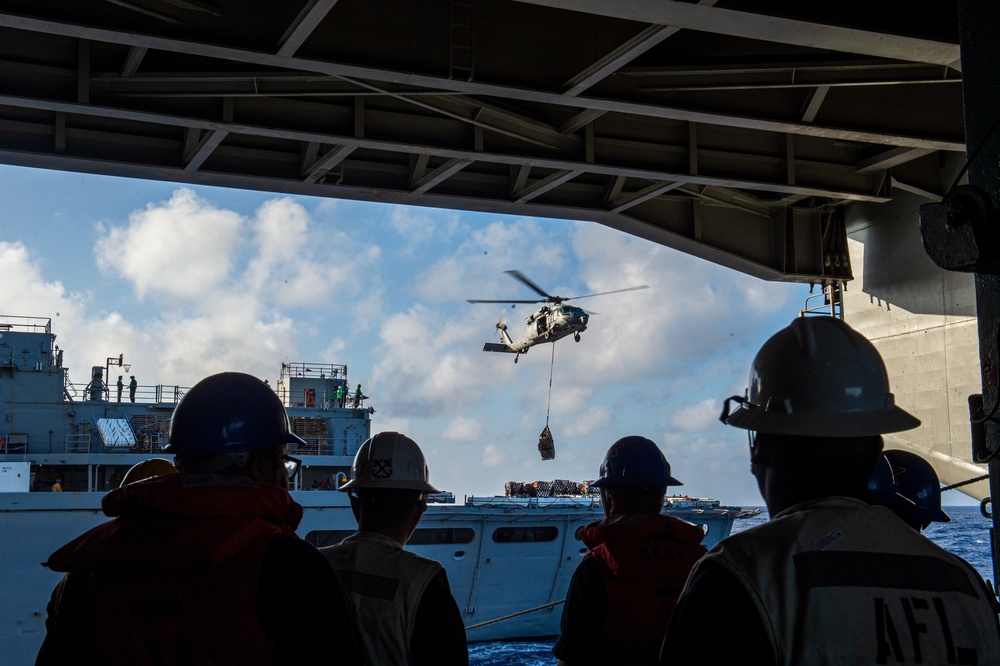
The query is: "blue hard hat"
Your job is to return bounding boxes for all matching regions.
[591,436,682,488]
[884,449,950,525]
[165,372,305,455]
[867,454,915,516]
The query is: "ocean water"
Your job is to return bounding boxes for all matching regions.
[468,505,996,665]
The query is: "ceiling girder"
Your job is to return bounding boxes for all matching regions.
[0,12,963,152]
[0,1,969,285]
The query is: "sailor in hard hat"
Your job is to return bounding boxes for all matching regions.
[119,457,178,487]
[661,317,1000,665]
[554,436,706,666]
[871,449,952,532]
[37,372,360,665]
[321,432,468,666]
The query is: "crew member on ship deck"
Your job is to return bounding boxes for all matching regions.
[321,431,468,666]
[36,372,361,665]
[660,317,1000,665]
[554,436,706,666]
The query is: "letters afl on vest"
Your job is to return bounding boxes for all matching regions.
[699,497,1000,666]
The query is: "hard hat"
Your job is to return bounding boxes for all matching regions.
[722,317,920,437]
[867,454,916,515]
[121,458,178,487]
[165,372,305,455]
[340,431,439,493]
[884,449,950,525]
[590,436,682,488]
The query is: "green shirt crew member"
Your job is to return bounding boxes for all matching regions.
[116,376,123,403]
[128,376,137,403]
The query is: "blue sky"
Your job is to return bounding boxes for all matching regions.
[0,163,816,505]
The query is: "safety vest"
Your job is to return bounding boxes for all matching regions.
[322,531,443,666]
[583,513,707,664]
[44,474,303,664]
[699,497,1000,665]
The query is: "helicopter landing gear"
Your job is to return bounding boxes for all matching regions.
[574,332,581,342]
[514,352,519,364]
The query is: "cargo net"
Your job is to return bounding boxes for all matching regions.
[505,479,600,498]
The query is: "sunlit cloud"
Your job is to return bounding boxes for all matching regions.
[443,416,484,441]
[94,188,243,302]
[671,398,721,432]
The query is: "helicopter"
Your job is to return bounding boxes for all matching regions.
[467,270,649,362]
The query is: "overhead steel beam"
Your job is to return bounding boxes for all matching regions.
[276,0,340,57]
[410,158,473,194]
[183,128,227,171]
[563,24,681,97]
[513,169,582,203]
[0,12,964,152]
[857,147,935,173]
[519,0,962,69]
[608,180,683,213]
[0,94,897,201]
[302,144,355,183]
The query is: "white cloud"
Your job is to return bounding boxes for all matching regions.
[442,416,484,441]
[94,188,244,301]
[481,444,504,467]
[370,303,508,418]
[0,243,88,324]
[388,206,433,244]
[671,398,721,432]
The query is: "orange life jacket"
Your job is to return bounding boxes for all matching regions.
[583,513,707,665]
[44,474,303,665]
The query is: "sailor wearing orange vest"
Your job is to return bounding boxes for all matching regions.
[660,317,1000,665]
[555,436,706,666]
[321,432,468,666]
[36,372,360,665]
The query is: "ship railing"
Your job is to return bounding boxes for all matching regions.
[68,382,189,405]
[0,432,28,458]
[289,438,350,457]
[0,314,52,334]
[280,362,347,380]
[65,433,92,453]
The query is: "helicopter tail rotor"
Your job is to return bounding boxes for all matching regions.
[495,309,508,336]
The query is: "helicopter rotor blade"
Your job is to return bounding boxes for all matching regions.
[467,299,543,304]
[564,284,650,301]
[504,270,554,300]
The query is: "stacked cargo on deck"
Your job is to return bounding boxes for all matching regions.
[504,480,600,497]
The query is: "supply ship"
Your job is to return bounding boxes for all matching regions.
[0,314,745,663]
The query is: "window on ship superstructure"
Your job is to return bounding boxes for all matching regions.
[492,526,559,543]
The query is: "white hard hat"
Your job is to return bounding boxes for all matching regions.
[339,432,439,493]
[722,317,919,437]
